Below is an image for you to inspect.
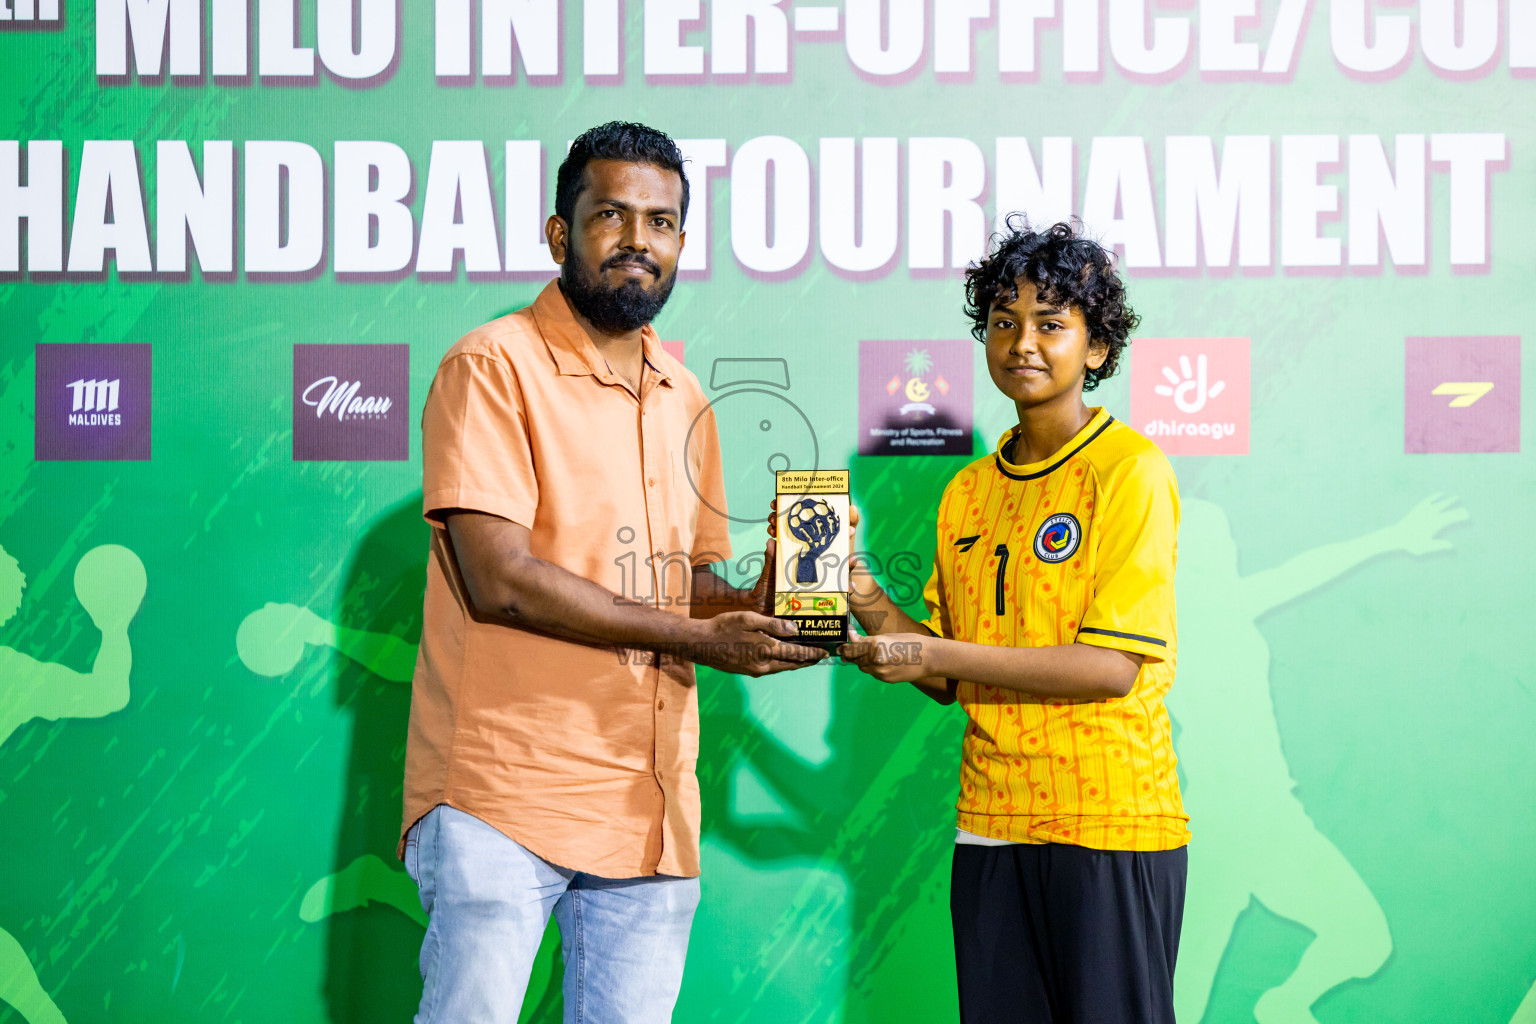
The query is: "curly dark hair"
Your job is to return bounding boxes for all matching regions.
[963,216,1140,391]
[555,121,690,227]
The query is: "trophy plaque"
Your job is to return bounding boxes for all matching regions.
[773,469,850,650]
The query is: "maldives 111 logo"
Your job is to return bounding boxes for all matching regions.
[1129,338,1250,456]
[293,344,409,461]
[35,343,152,461]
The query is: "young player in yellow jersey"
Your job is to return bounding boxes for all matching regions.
[840,219,1187,1024]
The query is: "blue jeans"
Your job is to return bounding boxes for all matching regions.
[403,804,700,1024]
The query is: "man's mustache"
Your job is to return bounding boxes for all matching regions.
[602,254,662,277]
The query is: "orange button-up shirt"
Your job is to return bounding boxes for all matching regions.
[400,280,732,878]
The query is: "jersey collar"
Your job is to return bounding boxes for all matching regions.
[995,407,1114,481]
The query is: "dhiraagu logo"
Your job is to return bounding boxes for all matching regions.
[1130,338,1250,456]
[1155,354,1225,413]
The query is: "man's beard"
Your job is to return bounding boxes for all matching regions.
[561,246,678,334]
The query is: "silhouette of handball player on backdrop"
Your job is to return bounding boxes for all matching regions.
[1,542,147,1024]
[234,603,420,924]
[234,498,563,1024]
[1171,494,1465,1024]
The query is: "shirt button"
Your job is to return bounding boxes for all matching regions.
[648,477,657,487]
[656,770,664,781]
[657,700,666,710]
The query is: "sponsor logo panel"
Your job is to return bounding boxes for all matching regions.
[1404,336,1520,454]
[34,343,151,461]
[858,340,973,456]
[1130,337,1250,456]
[292,344,410,461]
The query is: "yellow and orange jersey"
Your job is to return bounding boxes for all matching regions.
[922,407,1189,851]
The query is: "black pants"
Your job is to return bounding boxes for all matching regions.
[951,842,1187,1024]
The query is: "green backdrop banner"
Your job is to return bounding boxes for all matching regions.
[3,2,1534,1022]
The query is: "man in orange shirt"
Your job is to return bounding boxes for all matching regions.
[400,122,823,1024]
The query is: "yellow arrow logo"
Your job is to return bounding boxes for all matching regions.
[1432,382,1494,407]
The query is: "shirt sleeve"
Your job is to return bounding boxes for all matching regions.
[421,352,538,530]
[686,401,732,566]
[1077,451,1179,662]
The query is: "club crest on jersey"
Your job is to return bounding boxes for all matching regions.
[1033,513,1081,563]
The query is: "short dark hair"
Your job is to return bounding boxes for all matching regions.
[963,217,1140,391]
[555,121,690,227]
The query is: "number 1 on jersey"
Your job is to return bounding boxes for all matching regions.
[994,543,1009,616]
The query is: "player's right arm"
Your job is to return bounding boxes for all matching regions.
[847,510,957,705]
[848,579,955,703]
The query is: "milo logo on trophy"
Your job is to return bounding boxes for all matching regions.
[773,469,850,650]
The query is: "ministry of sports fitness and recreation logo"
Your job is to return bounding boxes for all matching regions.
[1129,338,1250,456]
[1033,513,1081,563]
[34,343,151,461]
[858,340,973,457]
[1404,336,1520,454]
[292,344,409,461]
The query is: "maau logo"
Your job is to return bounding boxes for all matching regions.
[293,344,409,461]
[1405,336,1520,454]
[1130,338,1250,456]
[35,344,151,461]
[301,377,394,422]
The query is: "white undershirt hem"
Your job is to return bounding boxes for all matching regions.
[954,827,1023,847]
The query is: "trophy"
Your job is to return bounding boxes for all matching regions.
[773,469,850,650]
